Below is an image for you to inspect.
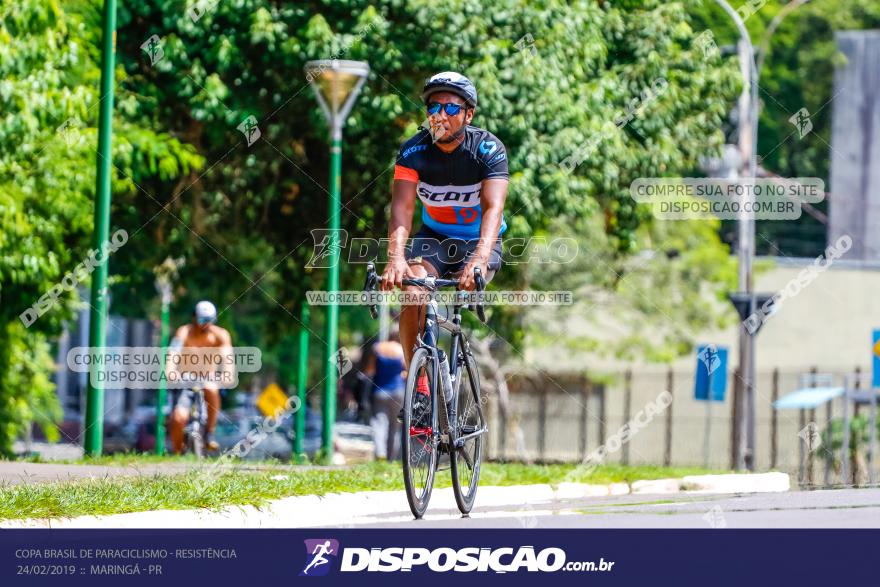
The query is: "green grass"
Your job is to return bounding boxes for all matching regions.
[14,452,286,467]
[478,462,718,486]
[0,460,720,521]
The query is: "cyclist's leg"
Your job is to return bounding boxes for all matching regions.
[203,386,221,449]
[169,389,192,454]
[399,229,451,425]
[204,386,220,432]
[401,226,452,367]
[399,260,439,368]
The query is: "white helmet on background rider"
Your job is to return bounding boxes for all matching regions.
[194,300,217,326]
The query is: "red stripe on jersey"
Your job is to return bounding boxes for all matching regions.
[394,165,418,182]
[423,204,458,223]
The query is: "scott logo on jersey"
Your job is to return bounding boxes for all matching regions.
[416,181,482,225]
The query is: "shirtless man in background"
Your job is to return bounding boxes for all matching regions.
[167,301,234,454]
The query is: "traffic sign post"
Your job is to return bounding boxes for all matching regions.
[695,344,728,468]
[728,292,775,470]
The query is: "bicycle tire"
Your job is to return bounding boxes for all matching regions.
[401,347,438,519]
[188,426,205,459]
[450,349,484,514]
[189,394,206,459]
[188,428,205,459]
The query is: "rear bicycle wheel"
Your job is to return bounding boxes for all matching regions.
[401,347,438,519]
[450,350,484,514]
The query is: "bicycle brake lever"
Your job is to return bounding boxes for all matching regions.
[473,268,486,323]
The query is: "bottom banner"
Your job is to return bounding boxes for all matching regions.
[1,529,871,586]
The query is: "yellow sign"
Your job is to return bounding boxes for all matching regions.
[874,339,880,358]
[256,383,289,418]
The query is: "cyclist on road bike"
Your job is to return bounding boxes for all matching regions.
[381,72,509,420]
[167,300,234,454]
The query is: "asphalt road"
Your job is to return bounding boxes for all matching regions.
[350,488,880,528]
[0,461,202,485]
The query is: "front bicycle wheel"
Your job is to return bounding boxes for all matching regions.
[188,425,205,459]
[402,347,438,519]
[450,350,484,514]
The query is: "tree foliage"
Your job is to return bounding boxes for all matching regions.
[113,0,739,353]
[0,0,199,454]
[692,0,880,256]
[1,0,767,451]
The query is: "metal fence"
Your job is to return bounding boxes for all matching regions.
[484,366,875,488]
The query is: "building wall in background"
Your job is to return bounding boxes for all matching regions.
[529,259,880,375]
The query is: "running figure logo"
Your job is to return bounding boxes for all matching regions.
[788,107,813,139]
[306,229,348,269]
[300,539,339,576]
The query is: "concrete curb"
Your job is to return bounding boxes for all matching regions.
[1,472,789,529]
[630,472,790,494]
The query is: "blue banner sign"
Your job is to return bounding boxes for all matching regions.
[695,344,728,402]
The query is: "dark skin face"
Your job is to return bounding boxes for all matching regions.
[425,91,474,152]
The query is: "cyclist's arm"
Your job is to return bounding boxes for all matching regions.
[388,179,417,261]
[475,178,507,259]
[216,328,234,389]
[460,178,507,289]
[383,178,418,289]
[165,325,188,380]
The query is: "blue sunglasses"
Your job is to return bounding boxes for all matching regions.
[427,101,466,116]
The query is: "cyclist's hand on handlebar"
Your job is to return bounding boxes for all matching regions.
[381,258,411,291]
[459,255,489,291]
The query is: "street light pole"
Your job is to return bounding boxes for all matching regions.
[305,60,369,463]
[713,0,759,470]
[84,0,117,457]
[153,257,183,455]
[155,284,171,455]
[324,124,343,463]
[294,304,310,463]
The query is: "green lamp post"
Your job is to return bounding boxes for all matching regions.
[153,257,183,455]
[84,0,117,456]
[304,59,369,463]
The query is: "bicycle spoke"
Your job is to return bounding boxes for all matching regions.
[460,446,475,470]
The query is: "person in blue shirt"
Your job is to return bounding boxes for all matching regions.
[364,328,406,460]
